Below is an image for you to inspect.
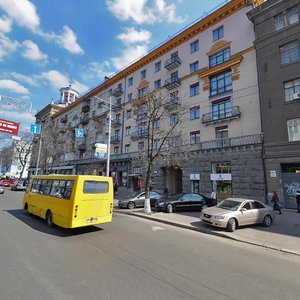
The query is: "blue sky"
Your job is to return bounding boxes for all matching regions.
[0,0,225,131]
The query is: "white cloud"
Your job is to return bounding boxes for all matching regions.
[41,70,87,94]
[21,40,48,61]
[117,27,151,45]
[0,0,40,32]
[81,61,114,82]
[0,79,29,94]
[0,110,35,123]
[55,26,84,55]
[0,15,12,33]
[0,33,19,60]
[10,72,38,87]
[111,45,148,70]
[106,0,185,24]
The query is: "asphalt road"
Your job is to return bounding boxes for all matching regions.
[1,190,300,300]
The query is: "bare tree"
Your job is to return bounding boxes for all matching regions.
[133,90,188,213]
[0,145,13,175]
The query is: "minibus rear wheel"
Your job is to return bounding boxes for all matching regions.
[46,210,54,227]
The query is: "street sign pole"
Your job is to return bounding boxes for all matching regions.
[106,96,112,177]
[35,130,42,175]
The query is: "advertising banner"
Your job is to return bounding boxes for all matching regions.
[94,143,107,159]
[0,118,20,135]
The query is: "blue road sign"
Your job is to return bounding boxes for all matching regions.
[75,128,84,137]
[30,124,41,134]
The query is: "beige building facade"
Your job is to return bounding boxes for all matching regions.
[30,0,266,200]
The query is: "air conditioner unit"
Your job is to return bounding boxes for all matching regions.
[293,93,300,100]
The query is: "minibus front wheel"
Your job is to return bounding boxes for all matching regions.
[46,210,54,227]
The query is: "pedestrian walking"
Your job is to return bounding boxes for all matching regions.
[296,188,300,213]
[211,189,217,200]
[164,187,169,199]
[271,191,282,214]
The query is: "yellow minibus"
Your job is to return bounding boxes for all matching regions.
[22,175,113,228]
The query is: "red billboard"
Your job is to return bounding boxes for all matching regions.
[0,118,20,135]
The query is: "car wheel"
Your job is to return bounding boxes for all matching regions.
[166,204,173,213]
[227,218,237,232]
[46,211,54,227]
[127,201,135,209]
[262,215,272,227]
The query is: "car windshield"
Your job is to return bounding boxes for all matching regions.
[217,200,241,211]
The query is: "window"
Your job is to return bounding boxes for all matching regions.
[155,61,161,72]
[154,139,160,150]
[212,99,232,120]
[252,201,265,209]
[209,48,231,68]
[154,79,161,89]
[242,202,251,210]
[171,51,179,63]
[127,93,132,101]
[190,106,200,120]
[190,40,199,53]
[170,90,179,101]
[275,7,299,31]
[141,69,146,80]
[169,113,178,125]
[126,109,132,119]
[210,71,232,96]
[138,87,148,98]
[190,131,200,144]
[125,126,131,136]
[128,77,133,86]
[284,78,300,102]
[190,83,200,97]
[154,119,160,129]
[280,41,300,65]
[83,181,108,194]
[287,118,300,141]
[125,144,130,153]
[114,146,119,154]
[190,61,199,73]
[138,142,144,150]
[108,89,112,96]
[215,126,228,139]
[213,26,224,41]
[115,130,120,139]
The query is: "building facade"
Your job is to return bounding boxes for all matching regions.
[30,0,266,200]
[248,0,300,208]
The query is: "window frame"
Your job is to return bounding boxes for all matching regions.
[287,118,300,142]
[209,71,232,96]
[213,26,224,42]
[190,40,199,53]
[284,78,300,102]
[280,40,300,65]
[190,83,200,97]
[190,106,200,120]
[190,131,200,144]
[190,61,199,73]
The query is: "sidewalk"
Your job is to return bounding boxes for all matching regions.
[114,187,300,256]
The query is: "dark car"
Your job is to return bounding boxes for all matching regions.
[155,193,217,213]
[118,191,164,209]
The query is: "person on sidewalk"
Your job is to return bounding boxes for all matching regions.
[271,191,282,214]
[296,188,300,213]
[211,189,217,200]
[164,187,169,199]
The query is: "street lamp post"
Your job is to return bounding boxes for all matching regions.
[35,130,42,175]
[94,95,112,177]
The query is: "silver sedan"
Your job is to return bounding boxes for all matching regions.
[200,198,276,232]
[118,191,164,209]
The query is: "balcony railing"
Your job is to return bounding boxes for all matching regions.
[110,136,120,144]
[92,111,107,121]
[112,86,123,97]
[130,131,148,140]
[111,103,122,111]
[81,102,90,113]
[164,77,181,90]
[111,120,122,127]
[189,134,263,152]
[164,97,181,109]
[202,106,241,125]
[78,143,86,151]
[80,116,90,125]
[60,116,68,123]
[164,56,181,70]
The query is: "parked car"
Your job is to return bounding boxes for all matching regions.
[0,179,13,187]
[118,191,164,209]
[155,193,217,213]
[0,184,5,194]
[11,180,28,191]
[200,198,275,232]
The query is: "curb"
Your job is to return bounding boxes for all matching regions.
[114,209,300,257]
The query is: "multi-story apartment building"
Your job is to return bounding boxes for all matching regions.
[30,0,265,200]
[248,0,300,208]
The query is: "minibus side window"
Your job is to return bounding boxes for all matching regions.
[39,180,52,195]
[50,180,65,198]
[83,181,109,194]
[31,179,40,193]
[63,180,74,200]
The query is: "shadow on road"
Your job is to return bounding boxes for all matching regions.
[5,209,103,237]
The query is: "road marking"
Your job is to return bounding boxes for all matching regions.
[151,226,165,232]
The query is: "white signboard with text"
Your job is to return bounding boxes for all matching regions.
[210,173,232,181]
